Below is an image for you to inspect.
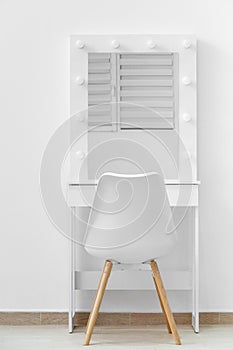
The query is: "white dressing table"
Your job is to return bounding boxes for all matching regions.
[67,180,200,333]
[67,34,199,334]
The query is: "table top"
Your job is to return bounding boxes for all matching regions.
[69,179,200,186]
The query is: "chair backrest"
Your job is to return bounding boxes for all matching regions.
[84,172,177,263]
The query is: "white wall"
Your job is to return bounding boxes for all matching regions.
[1,0,233,312]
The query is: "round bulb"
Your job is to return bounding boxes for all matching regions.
[79,115,86,122]
[111,40,120,49]
[76,76,85,85]
[183,39,191,49]
[76,150,85,159]
[183,113,192,122]
[76,40,85,49]
[147,40,156,49]
[183,150,192,160]
[182,76,191,85]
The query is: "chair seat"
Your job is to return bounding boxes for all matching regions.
[85,233,177,263]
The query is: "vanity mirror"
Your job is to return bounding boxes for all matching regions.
[70,35,197,181]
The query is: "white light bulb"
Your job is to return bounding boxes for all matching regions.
[183,150,192,160]
[79,115,86,122]
[76,40,85,49]
[111,40,120,49]
[182,76,192,85]
[183,113,192,122]
[76,151,85,159]
[76,76,85,85]
[147,40,156,49]
[183,39,191,49]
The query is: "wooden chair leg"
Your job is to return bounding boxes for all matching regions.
[84,260,113,346]
[150,260,181,345]
[152,275,172,333]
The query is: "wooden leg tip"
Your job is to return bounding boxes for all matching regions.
[83,335,91,346]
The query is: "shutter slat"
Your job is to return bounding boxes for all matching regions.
[88,73,111,83]
[120,98,173,108]
[120,79,173,87]
[89,117,112,123]
[88,53,110,60]
[120,58,173,65]
[120,53,173,59]
[88,62,111,73]
[88,84,111,93]
[88,105,111,112]
[120,68,173,76]
[89,117,112,122]
[88,95,112,104]
[120,89,173,97]
[121,110,174,118]
[121,119,174,129]
[89,112,111,117]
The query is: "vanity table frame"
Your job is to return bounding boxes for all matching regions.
[68,34,198,333]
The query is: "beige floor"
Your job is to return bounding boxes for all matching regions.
[0,325,233,350]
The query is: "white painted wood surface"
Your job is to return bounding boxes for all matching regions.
[67,183,199,207]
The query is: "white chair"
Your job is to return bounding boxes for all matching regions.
[83,172,181,345]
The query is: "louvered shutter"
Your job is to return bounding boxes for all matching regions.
[88,53,117,131]
[118,53,177,129]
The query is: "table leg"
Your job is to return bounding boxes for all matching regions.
[192,206,199,333]
[69,206,75,333]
